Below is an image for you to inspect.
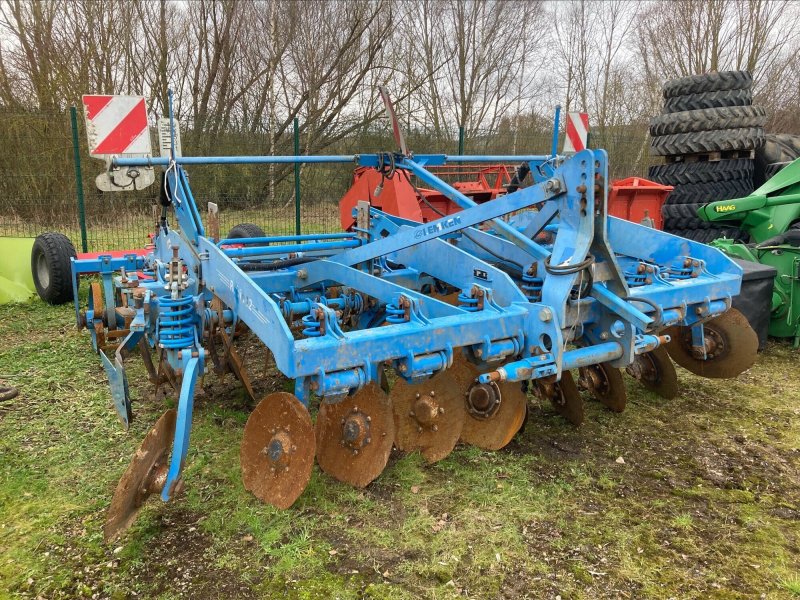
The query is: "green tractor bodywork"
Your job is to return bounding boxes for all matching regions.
[697,157,800,346]
[711,238,799,345]
[697,157,800,243]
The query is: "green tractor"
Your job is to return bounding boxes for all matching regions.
[697,158,800,345]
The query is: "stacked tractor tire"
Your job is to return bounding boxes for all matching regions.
[756,134,800,184]
[648,71,763,243]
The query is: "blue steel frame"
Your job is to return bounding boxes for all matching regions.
[74,132,744,501]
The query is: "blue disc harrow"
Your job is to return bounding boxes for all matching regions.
[73,104,757,542]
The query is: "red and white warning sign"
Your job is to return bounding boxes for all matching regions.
[82,95,152,157]
[563,112,589,154]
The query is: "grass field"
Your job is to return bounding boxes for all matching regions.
[1,295,799,599]
[0,206,339,253]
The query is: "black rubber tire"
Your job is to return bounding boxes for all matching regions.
[0,385,19,402]
[665,179,754,205]
[662,88,752,114]
[662,203,707,230]
[648,159,753,186]
[665,227,748,244]
[649,106,766,137]
[227,223,266,239]
[31,232,77,305]
[758,134,800,164]
[662,71,752,99]
[765,161,791,180]
[753,134,800,186]
[650,127,764,157]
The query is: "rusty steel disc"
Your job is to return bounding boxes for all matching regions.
[665,308,758,379]
[104,409,176,542]
[241,392,315,509]
[391,373,466,463]
[90,281,104,315]
[451,356,527,451]
[578,362,627,412]
[626,345,679,399]
[315,382,395,488]
[533,371,584,426]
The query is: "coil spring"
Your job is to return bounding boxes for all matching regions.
[385,302,406,323]
[301,312,322,337]
[158,296,195,349]
[521,273,543,302]
[457,292,480,311]
[624,270,647,287]
[666,267,692,280]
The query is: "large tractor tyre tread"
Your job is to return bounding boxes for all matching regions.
[227,223,266,239]
[753,134,800,186]
[662,70,752,99]
[765,161,791,180]
[664,178,754,205]
[664,228,707,241]
[648,158,753,186]
[757,134,800,165]
[662,203,706,230]
[662,88,752,113]
[650,127,764,157]
[31,232,77,305]
[650,106,766,137]
[665,226,748,244]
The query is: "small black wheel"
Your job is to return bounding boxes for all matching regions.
[0,385,19,402]
[227,223,266,239]
[31,232,76,305]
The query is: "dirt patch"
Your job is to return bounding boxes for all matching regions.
[130,509,261,599]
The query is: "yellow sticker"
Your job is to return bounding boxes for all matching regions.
[713,204,737,213]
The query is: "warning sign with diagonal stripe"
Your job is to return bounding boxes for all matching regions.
[563,112,589,154]
[82,95,152,158]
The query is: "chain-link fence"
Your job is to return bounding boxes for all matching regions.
[0,107,658,252]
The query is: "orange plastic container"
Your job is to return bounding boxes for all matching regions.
[608,177,673,230]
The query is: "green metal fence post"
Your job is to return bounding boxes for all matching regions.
[458,126,465,155]
[70,106,89,253]
[293,117,301,235]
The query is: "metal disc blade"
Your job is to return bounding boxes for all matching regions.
[626,345,679,399]
[315,382,395,488]
[391,373,466,463]
[451,356,527,451]
[104,409,176,542]
[241,392,315,509]
[579,362,627,412]
[89,281,104,314]
[665,308,758,379]
[534,371,584,426]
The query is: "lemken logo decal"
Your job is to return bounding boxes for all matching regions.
[413,216,462,239]
[714,204,737,213]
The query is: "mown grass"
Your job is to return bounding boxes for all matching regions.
[1,296,799,599]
